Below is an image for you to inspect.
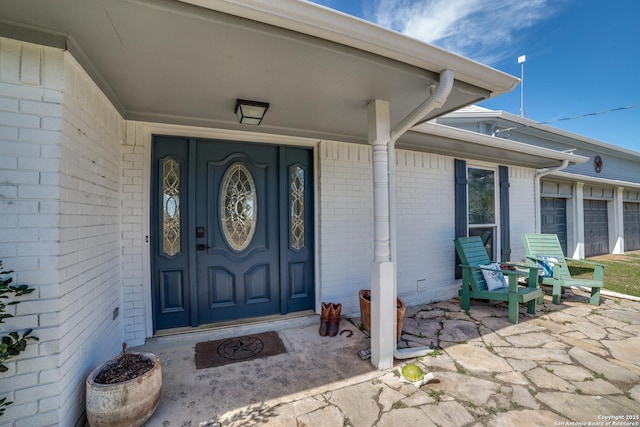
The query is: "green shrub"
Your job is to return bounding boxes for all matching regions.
[0,261,38,417]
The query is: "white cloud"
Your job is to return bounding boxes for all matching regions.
[368,0,556,64]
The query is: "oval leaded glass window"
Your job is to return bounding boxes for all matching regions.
[220,163,257,251]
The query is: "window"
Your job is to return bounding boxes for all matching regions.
[467,167,497,258]
[162,158,181,257]
[290,165,305,250]
[220,163,257,251]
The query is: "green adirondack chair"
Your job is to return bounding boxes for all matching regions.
[523,233,604,305]
[454,236,543,324]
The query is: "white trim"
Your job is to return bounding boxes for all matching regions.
[142,127,153,337]
[313,143,321,314]
[611,187,624,254]
[134,121,321,338]
[466,163,501,259]
[573,183,585,259]
[134,121,321,148]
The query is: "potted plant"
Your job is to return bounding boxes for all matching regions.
[358,289,406,342]
[86,343,162,427]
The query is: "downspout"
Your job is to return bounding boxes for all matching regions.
[388,69,454,359]
[534,159,569,232]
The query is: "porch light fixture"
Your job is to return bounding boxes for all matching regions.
[235,99,270,125]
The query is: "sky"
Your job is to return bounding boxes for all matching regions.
[308,0,640,153]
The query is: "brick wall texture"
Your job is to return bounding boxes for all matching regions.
[0,38,124,426]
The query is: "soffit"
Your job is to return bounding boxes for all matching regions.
[0,0,516,143]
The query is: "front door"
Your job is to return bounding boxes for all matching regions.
[151,136,314,331]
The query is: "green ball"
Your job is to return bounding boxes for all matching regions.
[401,364,424,382]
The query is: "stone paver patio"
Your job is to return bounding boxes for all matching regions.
[137,287,640,426]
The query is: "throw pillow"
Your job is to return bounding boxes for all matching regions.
[536,255,559,277]
[478,262,508,291]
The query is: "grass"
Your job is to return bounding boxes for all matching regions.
[567,250,640,297]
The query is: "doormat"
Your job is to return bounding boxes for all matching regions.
[195,331,287,369]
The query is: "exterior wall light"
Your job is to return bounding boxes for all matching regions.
[235,99,270,125]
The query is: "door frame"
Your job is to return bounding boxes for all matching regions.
[140,123,320,337]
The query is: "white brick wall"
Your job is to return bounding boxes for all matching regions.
[395,155,539,307]
[395,150,459,306]
[121,122,147,345]
[316,145,541,314]
[509,167,537,262]
[56,50,123,427]
[318,141,373,315]
[0,38,124,426]
[0,38,65,426]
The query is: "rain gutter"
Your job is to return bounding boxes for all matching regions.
[388,69,454,359]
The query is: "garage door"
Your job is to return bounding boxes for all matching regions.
[541,197,567,256]
[584,200,608,257]
[624,202,640,251]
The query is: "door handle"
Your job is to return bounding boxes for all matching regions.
[196,244,211,251]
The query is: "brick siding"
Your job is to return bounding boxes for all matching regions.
[0,38,124,426]
[395,150,459,305]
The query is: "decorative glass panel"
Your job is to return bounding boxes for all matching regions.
[468,167,495,225]
[162,158,181,256]
[290,165,305,250]
[220,163,257,251]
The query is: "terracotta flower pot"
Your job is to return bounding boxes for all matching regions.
[358,289,406,342]
[86,352,162,427]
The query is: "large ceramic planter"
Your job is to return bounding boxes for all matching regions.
[358,289,406,342]
[86,352,162,427]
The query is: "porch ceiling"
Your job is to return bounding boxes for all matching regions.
[0,0,519,143]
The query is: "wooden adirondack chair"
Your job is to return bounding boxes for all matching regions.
[454,236,543,324]
[523,233,604,305]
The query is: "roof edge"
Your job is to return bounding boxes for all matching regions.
[413,122,590,165]
[177,0,519,96]
[445,107,640,159]
[550,171,640,190]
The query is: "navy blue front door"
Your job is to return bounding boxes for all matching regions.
[151,136,314,331]
[195,141,280,323]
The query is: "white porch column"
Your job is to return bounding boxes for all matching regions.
[612,186,624,254]
[573,182,585,259]
[534,176,542,233]
[367,99,395,369]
